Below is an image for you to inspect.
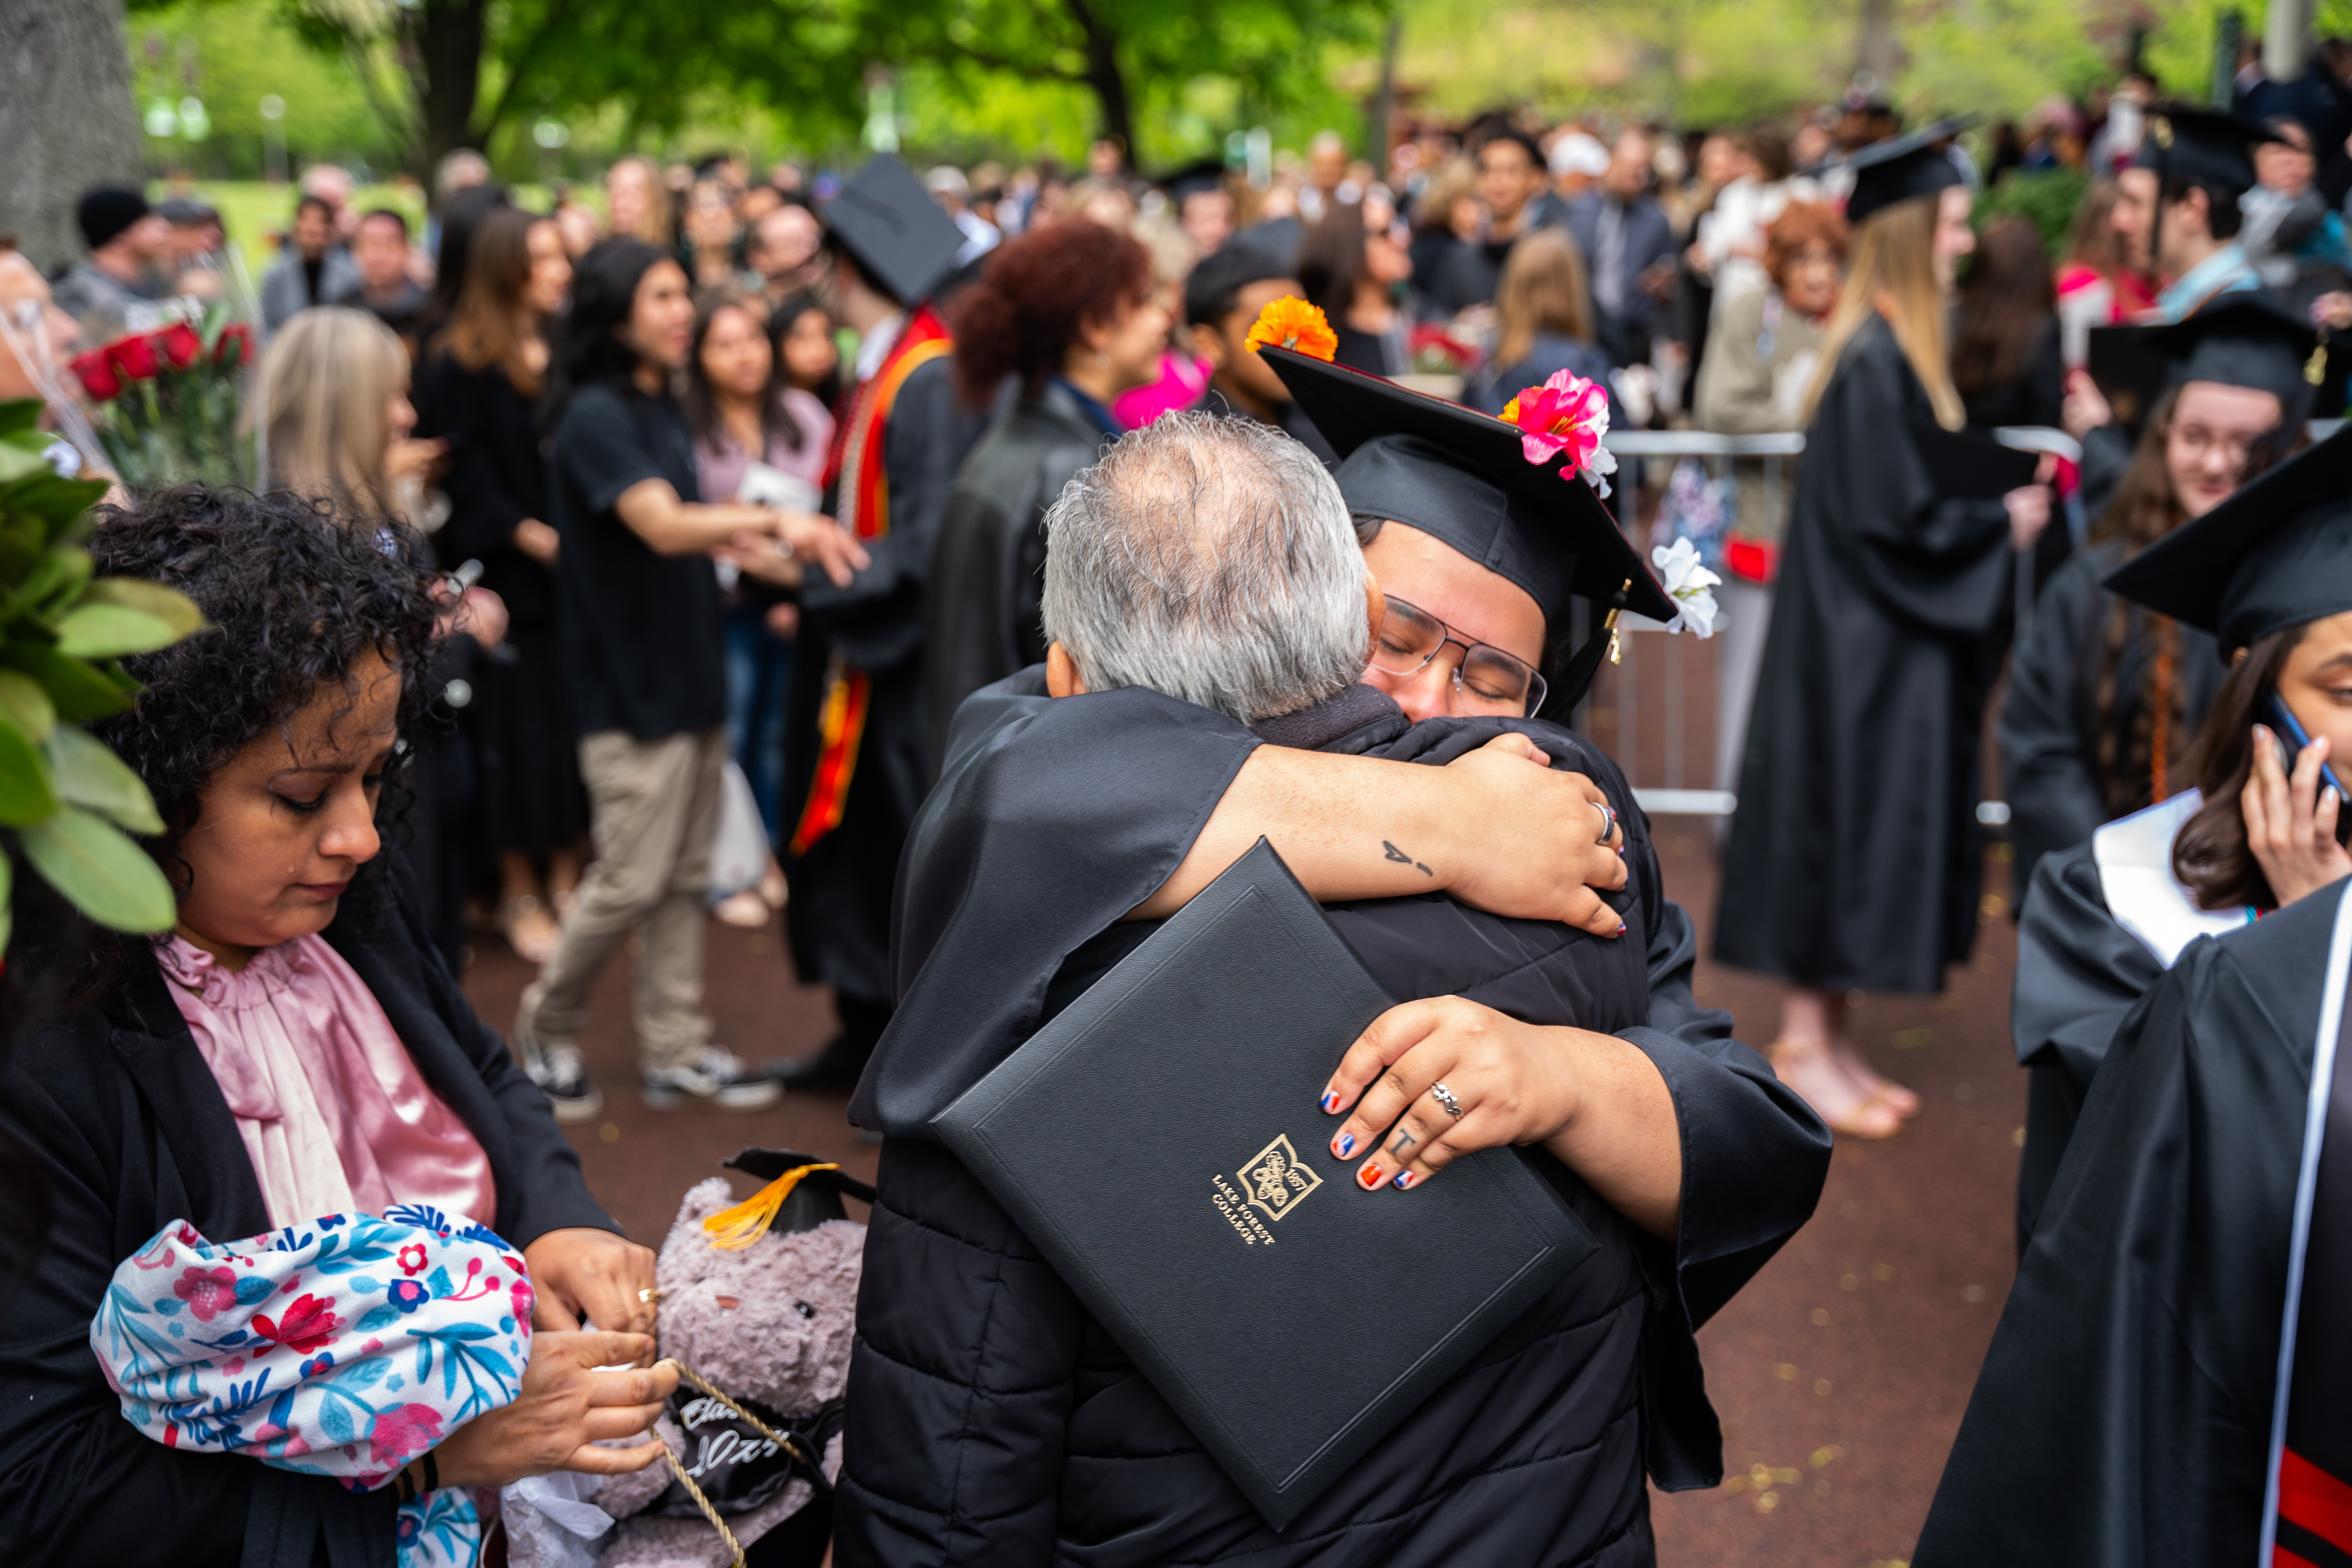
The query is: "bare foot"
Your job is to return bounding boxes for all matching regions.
[1768,1039,1902,1139]
[758,860,789,910]
[713,889,772,929]
[499,898,559,965]
[1831,1042,1920,1118]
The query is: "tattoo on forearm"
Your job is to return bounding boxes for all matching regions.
[1381,840,1435,877]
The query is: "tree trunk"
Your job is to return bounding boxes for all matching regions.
[1854,0,1899,89]
[0,0,145,275]
[416,0,488,182]
[1063,0,1134,162]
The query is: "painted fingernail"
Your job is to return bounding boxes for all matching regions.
[1393,1170,1417,1190]
[1617,922,1628,936]
[1320,1090,1341,1113]
[1358,1161,1385,1189]
[1334,1131,1355,1158]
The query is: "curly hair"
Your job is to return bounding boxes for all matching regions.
[950,220,1153,405]
[83,485,441,917]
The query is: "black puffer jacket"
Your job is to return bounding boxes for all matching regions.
[836,679,1830,1567]
[920,381,1107,778]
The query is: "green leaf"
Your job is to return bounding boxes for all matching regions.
[45,725,162,835]
[0,671,55,743]
[0,400,41,438]
[6,646,136,722]
[0,716,58,826]
[51,604,178,660]
[0,844,16,957]
[79,578,209,641]
[19,805,175,933]
[0,441,50,486]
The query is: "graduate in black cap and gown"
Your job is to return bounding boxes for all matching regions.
[1916,427,2352,1568]
[1713,123,2056,1138]
[836,311,1828,1565]
[2001,296,2320,903]
[777,154,995,1089]
[2068,107,2283,518]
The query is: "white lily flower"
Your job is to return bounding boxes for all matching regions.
[1651,537,1723,639]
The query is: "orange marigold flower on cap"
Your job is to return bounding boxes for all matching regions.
[1245,296,1338,361]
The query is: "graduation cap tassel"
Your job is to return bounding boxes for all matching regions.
[1553,579,1633,712]
[702,1162,842,1250]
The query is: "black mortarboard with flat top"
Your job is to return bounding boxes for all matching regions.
[2149,292,2325,421]
[1840,117,1975,226]
[1260,346,1673,629]
[2134,103,2279,196]
[2105,423,2352,653]
[818,153,965,307]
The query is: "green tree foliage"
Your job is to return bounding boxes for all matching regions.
[0,402,206,946]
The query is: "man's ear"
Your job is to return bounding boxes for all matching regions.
[1046,641,1089,697]
[1189,321,1227,372]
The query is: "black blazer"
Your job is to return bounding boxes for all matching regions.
[0,869,615,1568]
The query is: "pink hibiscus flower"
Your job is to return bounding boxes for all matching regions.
[1499,370,1619,499]
[251,1292,342,1354]
[174,1265,241,1323]
[368,1403,445,1470]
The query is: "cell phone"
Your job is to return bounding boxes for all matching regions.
[2263,692,2352,846]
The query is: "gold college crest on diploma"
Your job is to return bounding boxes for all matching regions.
[1239,1134,1323,1221]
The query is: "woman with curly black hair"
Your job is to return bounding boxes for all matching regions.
[0,486,677,1566]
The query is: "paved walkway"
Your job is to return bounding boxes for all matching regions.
[462,833,2029,1568]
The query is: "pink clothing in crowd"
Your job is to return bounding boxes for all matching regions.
[160,933,497,1229]
[1112,351,1214,431]
[693,388,837,501]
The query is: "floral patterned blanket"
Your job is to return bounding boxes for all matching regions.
[90,1206,533,1568]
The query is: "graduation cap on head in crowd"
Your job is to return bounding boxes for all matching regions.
[2088,293,2325,434]
[2104,423,2352,654]
[817,153,966,307]
[1839,116,1976,225]
[2136,104,2279,196]
[1258,334,1673,711]
[1158,158,1231,205]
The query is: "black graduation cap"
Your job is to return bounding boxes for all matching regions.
[722,1147,877,1235]
[1158,158,1230,204]
[818,154,966,307]
[2104,423,2352,653]
[1841,117,1975,226]
[2150,292,2325,419]
[1261,345,1672,709]
[2134,104,2279,196]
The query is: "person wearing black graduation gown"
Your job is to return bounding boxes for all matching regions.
[1714,123,2055,1138]
[1999,296,2316,899]
[2006,427,2352,1247]
[836,373,1827,1566]
[920,220,1165,779]
[1919,434,2352,1564]
[777,156,993,1088]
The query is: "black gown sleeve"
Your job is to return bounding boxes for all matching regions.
[2010,843,2165,1090]
[2076,420,2135,526]
[1916,889,2345,1568]
[800,356,984,671]
[1825,330,2016,637]
[1998,554,2107,895]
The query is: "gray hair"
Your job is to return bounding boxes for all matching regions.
[1042,412,1369,724]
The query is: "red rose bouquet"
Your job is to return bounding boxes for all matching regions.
[69,305,256,492]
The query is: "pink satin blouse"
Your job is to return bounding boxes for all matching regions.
[160,933,498,1230]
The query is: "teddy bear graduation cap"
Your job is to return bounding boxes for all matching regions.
[1250,304,1675,712]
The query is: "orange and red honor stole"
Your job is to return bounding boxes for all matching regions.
[789,307,954,857]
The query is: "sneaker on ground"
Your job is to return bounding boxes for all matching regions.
[526,1042,604,1122]
[642,1047,783,1111]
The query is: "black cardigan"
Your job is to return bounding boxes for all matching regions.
[0,871,615,1568]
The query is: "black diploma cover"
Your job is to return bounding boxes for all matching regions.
[1913,421,2041,501]
[932,840,1597,1530]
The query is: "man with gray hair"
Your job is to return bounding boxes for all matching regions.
[833,410,1755,1564]
[1039,411,1369,724]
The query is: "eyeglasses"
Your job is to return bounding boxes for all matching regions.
[1369,595,1547,716]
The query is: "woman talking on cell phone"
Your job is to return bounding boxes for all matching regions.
[1712,122,2054,1139]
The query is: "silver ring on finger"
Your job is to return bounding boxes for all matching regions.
[1430,1082,1464,1118]
[1592,799,1619,846]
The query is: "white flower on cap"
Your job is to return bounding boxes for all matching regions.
[1651,537,1722,639]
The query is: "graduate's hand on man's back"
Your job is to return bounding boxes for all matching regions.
[1442,734,1630,937]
